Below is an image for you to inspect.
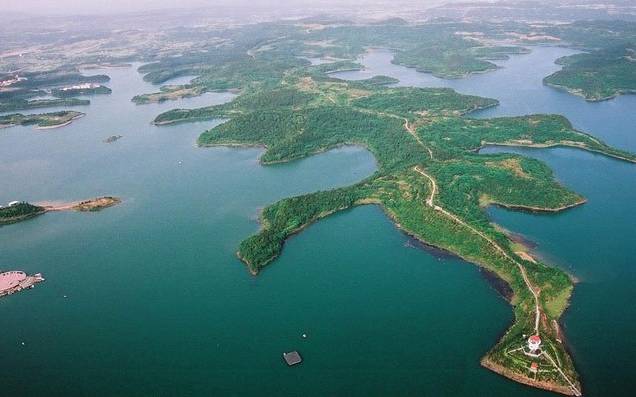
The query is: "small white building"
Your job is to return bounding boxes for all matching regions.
[8,201,21,206]
[528,335,542,353]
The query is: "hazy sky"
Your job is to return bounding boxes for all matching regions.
[6,0,447,15]
[8,0,212,14]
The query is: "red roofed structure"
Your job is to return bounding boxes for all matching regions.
[530,362,538,373]
[527,335,542,353]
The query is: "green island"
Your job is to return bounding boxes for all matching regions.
[392,43,529,79]
[540,21,636,101]
[103,135,123,143]
[0,98,89,112]
[0,197,121,226]
[544,44,636,101]
[0,110,84,129]
[51,85,112,98]
[0,70,111,118]
[149,41,636,394]
[132,84,209,104]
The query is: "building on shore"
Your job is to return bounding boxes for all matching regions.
[525,334,542,357]
[0,271,44,297]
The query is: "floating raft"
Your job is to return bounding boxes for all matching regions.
[283,351,302,366]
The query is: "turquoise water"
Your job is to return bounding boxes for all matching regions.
[335,47,636,395]
[481,146,636,397]
[333,47,636,152]
[0,48,633,396]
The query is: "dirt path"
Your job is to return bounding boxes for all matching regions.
[543,352,582,396]
[403,118,434,160]
[413,166,541,333]
[352,108,435,160]
[413,157,583,396]
[358,102,578,395]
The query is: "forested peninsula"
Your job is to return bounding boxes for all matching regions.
[145,34,636,394]
[118,17,636,396]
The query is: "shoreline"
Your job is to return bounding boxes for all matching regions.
[199,141,380,171]
[352,47,523,81]
[0,196,122,227]
[238,205,352,275]
[35,113,85,130]
[154,114,223,126]
[479,141,636,164]
[0,210,46,226]
[543,80,636,102]
[37,196,121,212]
[481,357,576,396]
[486,198,587,213]
[479,266,514,301]
[391,59,499,79]
[236,197,582,394]
[80,62,132,70]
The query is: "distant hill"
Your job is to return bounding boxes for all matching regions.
[426,0,636,22]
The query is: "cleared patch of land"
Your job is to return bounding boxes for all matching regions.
[132,85,207,104]
[39,196,122,212]
[0,197,121,226]
[0,98,89,112]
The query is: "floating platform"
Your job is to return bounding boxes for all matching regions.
[0,271,45,297]
[283,351,302,366]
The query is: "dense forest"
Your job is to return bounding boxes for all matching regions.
[544,43,636,101]
[52,85,112,98]
[0,98,89,112]
[4,13,636,395]
[0,110,84,128]
[0,202,45,225]
[144,29,636,391]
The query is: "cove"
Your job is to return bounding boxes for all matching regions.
[333,46,636,396]
[0,63,520,396]
[1,46,634,396]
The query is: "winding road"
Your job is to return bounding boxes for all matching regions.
[413,165,541,333]
[412,164,583,395]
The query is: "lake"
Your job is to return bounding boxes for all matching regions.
[0,48,634,396]
[334,47,636,396]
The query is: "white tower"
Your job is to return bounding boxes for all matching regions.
[527,335,541,353]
